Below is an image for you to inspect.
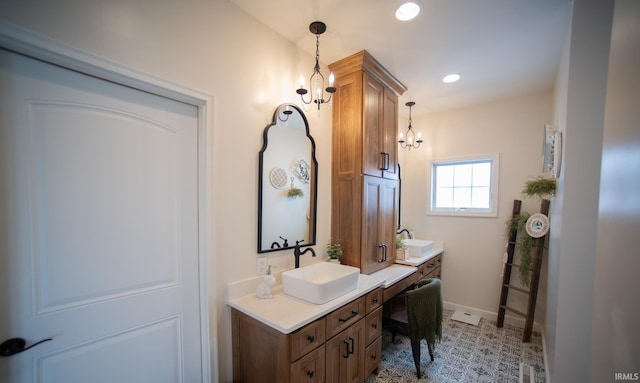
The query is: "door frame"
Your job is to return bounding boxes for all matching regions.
[0,20,215,382]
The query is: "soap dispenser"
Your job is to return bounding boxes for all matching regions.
[256,265,276,299]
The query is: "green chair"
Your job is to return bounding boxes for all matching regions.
[388,278,443,379]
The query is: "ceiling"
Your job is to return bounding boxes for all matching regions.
[229,0,573,117]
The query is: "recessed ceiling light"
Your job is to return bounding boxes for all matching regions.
[443,74,460,83]
[395,1,421,21]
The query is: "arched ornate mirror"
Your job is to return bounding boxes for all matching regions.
[258,104,317,253]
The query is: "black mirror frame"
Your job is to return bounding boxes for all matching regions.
[257,103,318,253]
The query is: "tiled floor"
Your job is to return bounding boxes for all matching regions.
[365,309,545,382]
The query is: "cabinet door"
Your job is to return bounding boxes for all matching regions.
[362,176,385,274]
[362,176,398,274]
[382,88,399,179]
[290,345,326,383]
[379,177,398,266]
[365,336,382,377]
[289,317,326,362]
[365,307,383,346]
[362,74,384,178]
[326,319,365,383]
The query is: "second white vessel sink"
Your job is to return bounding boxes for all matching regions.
[403,239,434,258]
[282,262,360,304]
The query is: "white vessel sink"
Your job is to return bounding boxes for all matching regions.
[282,262,360,304]
[402,239,434,258]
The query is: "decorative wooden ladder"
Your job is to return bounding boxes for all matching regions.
[497,199,550,342]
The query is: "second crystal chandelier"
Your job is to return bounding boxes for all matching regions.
[398,101,423,150]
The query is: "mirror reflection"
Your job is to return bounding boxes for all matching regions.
[258,104,317,253]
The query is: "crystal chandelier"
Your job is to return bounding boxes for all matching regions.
[296,21,336,111]
[398,101,422,150]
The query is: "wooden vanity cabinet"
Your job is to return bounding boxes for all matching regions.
[329,50,407,275]
[416,253,443,280]
[231,310,326,383]
[232,287,384,383]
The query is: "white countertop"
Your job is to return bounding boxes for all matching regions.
[395,245,444,267]
[226,251,443,335]
[369,264,417,287]
[227,273,384,334]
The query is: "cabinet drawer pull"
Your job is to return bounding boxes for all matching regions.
[343,339,350,358]
[338,310,358,322]
[371,353,377,360]
[377,244,387,263]
[307,335,315,343]
[307,370,315,378]
[372,297,379,303]
[379,152,389,170]
[372,323,377,329]
[348,336,355,355]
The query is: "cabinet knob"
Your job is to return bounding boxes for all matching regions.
[307,335,315,343]
[372,297,379,303]
[307,370,315,378]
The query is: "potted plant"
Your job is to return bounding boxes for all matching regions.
[326,239,343,263]
[505,213,534,286]
[522,176,556,199]
[287,187,304,199]
[395,236,408,260]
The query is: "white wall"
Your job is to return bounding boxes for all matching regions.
[545,1,615,382]
[590,0,640,380]
[399,90,552,322]
[0,1,333,381]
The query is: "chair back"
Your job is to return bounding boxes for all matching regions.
[406,278,443,344]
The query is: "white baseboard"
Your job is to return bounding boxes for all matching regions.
[443,301,542,332]
[541,325,550,383]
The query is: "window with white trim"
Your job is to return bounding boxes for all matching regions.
[428,154,499,217]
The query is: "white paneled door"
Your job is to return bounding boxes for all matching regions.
[0,48,203,382]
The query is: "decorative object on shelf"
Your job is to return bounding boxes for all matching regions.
[553,131,562,178]
[542,124,562,177]
[291,159,311,183]
[287,177,304,199]
[269,167,288,189]
[296,21,336,111]
[525,213,550,238]
[398,101,422,150]
[395,235,408,260]
[522,176,556,199]
[326,238,343,262]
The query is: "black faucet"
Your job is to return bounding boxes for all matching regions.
[293,240,316,268]
[270,236,289,249]
[396,228,413,239]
